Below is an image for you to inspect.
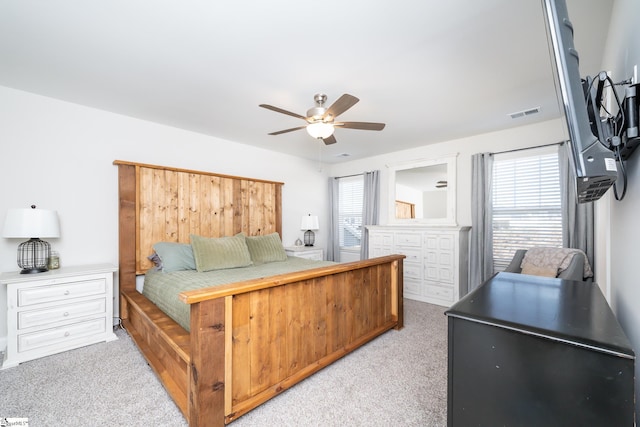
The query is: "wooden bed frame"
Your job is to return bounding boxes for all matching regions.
[114,160,404,426]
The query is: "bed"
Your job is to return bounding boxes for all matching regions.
[114,160,405,426]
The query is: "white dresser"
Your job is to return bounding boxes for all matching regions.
[368,225,470,307]
[1,264,118,369]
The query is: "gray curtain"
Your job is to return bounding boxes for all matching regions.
[469,153,494,291]
[360,170,380,260]
[559,142,595,271]
[327,177,340,262]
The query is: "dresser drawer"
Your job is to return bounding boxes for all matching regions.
[395,247,421,263]
[424,283,453,301]
[424,233,455,251]
[395,233,422,247]
[18,298,106,330]
[438,251,454,267]
[404,278,422,296]
[18,278,107,307]
[404,262,422,280]
[436,234,454,251]
[18,317,106,353]
[371,246,393,257]
[425,264,454,283]
[424,250,438,264]
[370,232,394,247]
[425,251,454,267]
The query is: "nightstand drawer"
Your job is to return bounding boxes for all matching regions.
[18,298,106,330]
[294,252,323,261]
[18,317,106,353]
[284,247,324,261]
[18,278,106,307]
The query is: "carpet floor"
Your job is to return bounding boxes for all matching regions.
[1,299,448,426]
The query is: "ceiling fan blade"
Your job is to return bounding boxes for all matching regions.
[324,94,359,119]
[335,121,386,131]
[259,104,307,120]
[268,125,307,135]
[322,134,337,145]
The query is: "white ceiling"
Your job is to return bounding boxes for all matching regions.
[0,0,612,163]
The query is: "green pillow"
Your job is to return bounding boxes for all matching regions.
[152,242,196,272]
[190,234,253,272]
[245,233,288,264]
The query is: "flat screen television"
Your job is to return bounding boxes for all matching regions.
[542,0,618,203]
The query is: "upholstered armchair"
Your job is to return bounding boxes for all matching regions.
[504,248,592,282]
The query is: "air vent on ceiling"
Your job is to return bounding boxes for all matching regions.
[508,107,541,119]
[336,153,351,157]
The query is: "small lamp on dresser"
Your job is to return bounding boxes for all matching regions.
[2,205,60,274]
[301,214,319,247]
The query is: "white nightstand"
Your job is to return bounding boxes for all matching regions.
[284,246,324,261]
[1,263,118,369]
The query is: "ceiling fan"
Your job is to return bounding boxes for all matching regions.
[259,93,386,145]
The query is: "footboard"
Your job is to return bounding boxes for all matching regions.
[182,255,404,426]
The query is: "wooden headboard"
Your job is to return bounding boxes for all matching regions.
[114,160,283,293]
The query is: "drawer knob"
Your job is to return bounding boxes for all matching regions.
[64,331,70,337]
[63,312,69,317]
[64,290,70,295]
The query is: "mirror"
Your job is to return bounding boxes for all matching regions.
[388,154,457,225]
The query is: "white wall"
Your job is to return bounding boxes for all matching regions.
[0,86,329,341]
[600,0,640,419]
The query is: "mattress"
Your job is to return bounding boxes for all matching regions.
[142,256,336,331]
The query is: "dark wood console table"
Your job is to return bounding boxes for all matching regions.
[446,272,635,426]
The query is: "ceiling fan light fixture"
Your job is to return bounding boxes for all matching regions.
[260,93,385,145]
[306,122,334,139]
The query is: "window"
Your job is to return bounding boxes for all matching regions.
[337,175,364,249]
[492,147,562,271]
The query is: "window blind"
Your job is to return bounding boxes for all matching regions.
[492,149,562,271]
[338,175,364,249]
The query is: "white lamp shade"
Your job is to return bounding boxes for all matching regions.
[3,208,61,238]
[306,122,334,139]
[301,215,319,231]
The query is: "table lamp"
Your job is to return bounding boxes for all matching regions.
[300,214,319,247]
[3,205,61,274]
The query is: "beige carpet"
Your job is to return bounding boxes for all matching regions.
[0,299,448,426]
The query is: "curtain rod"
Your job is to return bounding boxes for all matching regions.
[490,141,564,156]
[333,171,377,179]
[334,173,362,179]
